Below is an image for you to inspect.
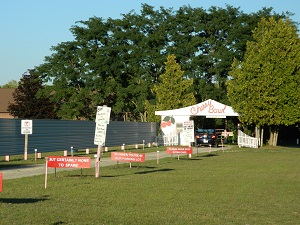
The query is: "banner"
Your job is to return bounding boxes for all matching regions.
[166,146,193,154]
[111,152,145,162]
[47,156,91,168]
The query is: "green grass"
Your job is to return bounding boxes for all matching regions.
[1,146,300,225]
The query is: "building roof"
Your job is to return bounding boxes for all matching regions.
[0,88,15,113]
[155,99,239,117]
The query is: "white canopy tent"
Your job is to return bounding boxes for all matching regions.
[155,99,239,146]
[155,99,239,118]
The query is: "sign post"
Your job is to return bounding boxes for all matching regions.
[0,173,2,192]
[21,120,33,160]
[94,106,111,178]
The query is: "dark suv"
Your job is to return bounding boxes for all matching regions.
[195,129,218,147]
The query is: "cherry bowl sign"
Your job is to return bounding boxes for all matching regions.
[166,146,193,154]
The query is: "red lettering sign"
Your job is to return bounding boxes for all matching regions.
[190,100,211,115]
[47,156,91,168]
[0,173,2,192]
[166,147,193,154]
[190,100,227,115]
[111,152,145,162]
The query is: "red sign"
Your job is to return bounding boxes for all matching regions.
[0,173,2,192]
[47,156,91,168]
[111,152,145,162]
[166,146,193,154]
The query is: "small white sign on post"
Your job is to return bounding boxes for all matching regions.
[21,120,33,161]
[183,120,194,144]
[94,106,111,178]
[21,120,33,134]
[94,123,107,146]
[95,106,111,124]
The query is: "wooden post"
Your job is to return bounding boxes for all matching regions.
[45,157,48,189]
[0,173,2,192]
[95,145,102,178]
[34,149,37,161]
[24,133,28,160]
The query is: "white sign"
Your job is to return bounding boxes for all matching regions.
[21,120,33,134]
[182,120,194,143]
[94,123,107,145]
[96,106,111,124]
[94,106,111,145]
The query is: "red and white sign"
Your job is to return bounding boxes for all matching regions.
[47,156,91,168]
[111,152,145,162]
[166,146,193,154]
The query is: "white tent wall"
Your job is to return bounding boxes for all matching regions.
[160,115,191,146]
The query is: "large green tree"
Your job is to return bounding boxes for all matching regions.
[145,54,196,122]
[227,17,300,146]
[36,4,290,121]
[8,70,57,119]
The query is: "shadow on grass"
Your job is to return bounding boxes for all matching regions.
[0,197,48,204]
[187,158,202,161]
[201,153,218,157]
[52,221,67,225]
[135,168,174,175]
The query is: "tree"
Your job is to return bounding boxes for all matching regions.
[36,4,290,121]
[146,54,196,122]
[8,70,57,119]
[1,80,18,88]
[227,17,300,146]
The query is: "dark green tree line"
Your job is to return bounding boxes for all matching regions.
[36,4,291,121]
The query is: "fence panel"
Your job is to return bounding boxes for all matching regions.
[238,130,258,148]
[0,119,158,156]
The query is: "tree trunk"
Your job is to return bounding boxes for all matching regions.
[255,125,263,147]
[260,127,264,147]
[268,129,273,146]
[256,126,260,147]
[273,129,278,146]
[268,126,279,146]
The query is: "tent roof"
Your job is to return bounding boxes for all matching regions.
[155,99,239,117]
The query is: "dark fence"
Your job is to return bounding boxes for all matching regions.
[0,119,158,156]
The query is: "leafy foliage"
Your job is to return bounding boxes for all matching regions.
[227,17,300,145]
[155,54,196,109]
[35,4,290,121]
[7,70,57,119]
[0,80,18,88]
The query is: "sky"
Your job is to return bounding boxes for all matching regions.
[0,0,299,86]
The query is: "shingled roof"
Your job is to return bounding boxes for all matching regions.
[0,88,15,113]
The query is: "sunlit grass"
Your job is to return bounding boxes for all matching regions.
[0,146,299,224]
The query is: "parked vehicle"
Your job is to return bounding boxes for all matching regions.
[195,129,218,147]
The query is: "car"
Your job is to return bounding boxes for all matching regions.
[195,129,218,147]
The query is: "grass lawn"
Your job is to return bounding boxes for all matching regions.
[0,146,299,225]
